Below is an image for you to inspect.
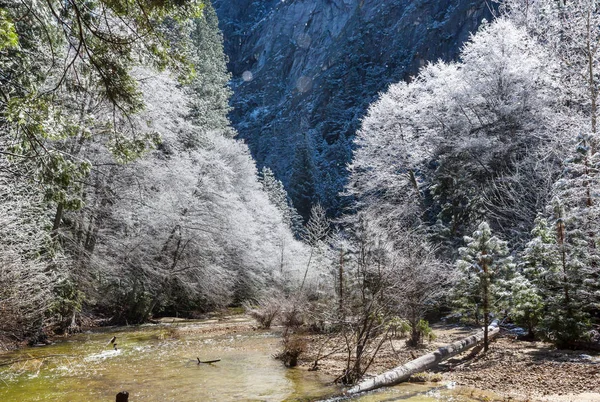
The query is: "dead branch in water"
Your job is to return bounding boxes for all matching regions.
[197,358,221,364]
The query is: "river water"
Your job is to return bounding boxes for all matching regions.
[0,316,496,401]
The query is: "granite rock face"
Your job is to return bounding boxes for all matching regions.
[213,0,495,216]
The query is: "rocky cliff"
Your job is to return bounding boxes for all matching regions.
[213,0,496,217]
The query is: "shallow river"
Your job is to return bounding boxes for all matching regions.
[0,316,495,401]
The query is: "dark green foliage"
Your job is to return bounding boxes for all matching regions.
[289,139,316,219]
[49,278,85,333]
[454,222,514,327]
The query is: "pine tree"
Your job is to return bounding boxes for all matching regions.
[534,136,600,345]
[509,273,544,339]
[454,221,514,351]
[187,3,234,140]
[514,217,559,338]
[259,166,304,237]
[555,136,600,312]
[289,138,316,219]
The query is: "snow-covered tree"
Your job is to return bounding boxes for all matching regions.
[518,136,600,345]
[259,166,304,237]
[187,3,235,139]
[0,0,201,219]
[348,18,565,252]
[0,158,67,340]
[553,135,600,309]
[391,230,448,346]
[0,0,314,333]
[454,222,514,351]
[80,68,312,321]
[509,273,544,339]
[503,0,600,142]
[516,217,562,340]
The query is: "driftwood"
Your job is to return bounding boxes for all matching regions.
[197,358,221,364]
[346,321,500,395]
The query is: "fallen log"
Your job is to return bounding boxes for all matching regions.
[197,358,221,364]
[346,321,500,395]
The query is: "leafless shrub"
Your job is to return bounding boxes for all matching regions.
[243,293,283,329]
[274,335,307,367]
[280,298,307,329]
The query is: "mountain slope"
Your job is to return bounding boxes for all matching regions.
[214,0,496,217]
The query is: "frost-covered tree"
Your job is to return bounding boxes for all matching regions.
[517,136,600,345]
[187,3,234,139]
[0,0,313,334]
[454,222,514,351]
[509,273,544,339]
[348,18,565,252]
[0,0,201,218]
[0,158,69,341]
[553,136,600,310]
[502,0,600,141]
[515,188,594,346]
[82,69,311,322]
[297,203,331,292]
[329,210,447,382]
[391,230,448,347]
[517,217,563,341]
[259,167,304,237]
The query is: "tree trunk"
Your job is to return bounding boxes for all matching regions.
[481,253,490,352]
[346,321,499,395]
[339,248,344,316]
[51,202,64,237]
[482,277,489,352]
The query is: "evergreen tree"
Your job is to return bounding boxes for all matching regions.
[187,3,234,141]
[529,136,600,345]
[554,136,600,312]
[259,167,304,237]
[513,217,559,338]
[543,198,591,346]
[289,138,316,219]
[517,211,591,345]
[454,221,514,351]
[509,273,544,339]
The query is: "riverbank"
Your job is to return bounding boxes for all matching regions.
[295,324,600,401]
[3,314,599,401]
[443,336,600,401]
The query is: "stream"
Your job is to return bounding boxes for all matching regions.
[0,316,498,401]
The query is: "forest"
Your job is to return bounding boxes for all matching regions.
[0,0,599,400]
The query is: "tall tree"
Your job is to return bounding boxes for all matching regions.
[187,3,234,140]
[259,166,304,237]
[454,222,514,351]
[503,0,600,144]
[289,137,316,219]
[348,18,565,252]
